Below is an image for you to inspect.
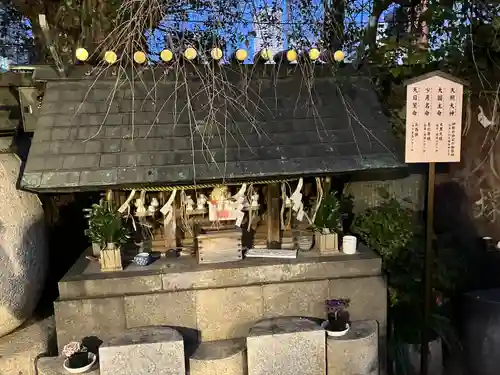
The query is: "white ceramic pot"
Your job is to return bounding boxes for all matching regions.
[342,235,357,254]
[63,352,97,374]
[91,243,101,257]
[321,320,350,337]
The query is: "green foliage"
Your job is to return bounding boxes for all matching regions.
[314,192,344,233]
[84,200,129,246]
[351,189,418,263]
[352,190,463,372]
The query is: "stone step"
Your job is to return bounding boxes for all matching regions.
[37,356,100,375]
[0,316,56,375]
[189,338,246,375]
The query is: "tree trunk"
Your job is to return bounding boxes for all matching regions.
[323,0,345,51]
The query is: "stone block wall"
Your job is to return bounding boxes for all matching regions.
[54,276,386,350]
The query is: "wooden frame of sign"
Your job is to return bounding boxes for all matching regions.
[404,71,469,375]
[404,71,468,164]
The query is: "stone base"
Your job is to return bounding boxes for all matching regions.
[247,317,325,375]
[0,316,56,375]
[37,356,99,375]
[99,326,185,375]
[54,245,387,371]
[326,320,378,375]
[189,338,246,375]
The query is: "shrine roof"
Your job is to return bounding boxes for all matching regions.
[21,65,405,192]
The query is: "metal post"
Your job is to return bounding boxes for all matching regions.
[421,162,436,375]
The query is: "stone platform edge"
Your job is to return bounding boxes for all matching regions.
[58,245,381,300]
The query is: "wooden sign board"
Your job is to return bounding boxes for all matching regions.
[405,72,464,163]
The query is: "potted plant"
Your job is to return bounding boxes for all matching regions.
[85,200,129,272]
[352,191,462,375]
[313,192,346,254]
[83,203,106,257]
[322,299,350,336]
[62,340,97,373]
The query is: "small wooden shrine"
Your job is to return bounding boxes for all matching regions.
[20,64,403,263]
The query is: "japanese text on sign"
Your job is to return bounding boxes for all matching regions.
[405,74,463,163]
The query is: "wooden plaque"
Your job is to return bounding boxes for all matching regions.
[405,72,465,163]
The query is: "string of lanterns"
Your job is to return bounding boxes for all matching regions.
[75,47,345,65]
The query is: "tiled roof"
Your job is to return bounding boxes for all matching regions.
[21,66,404,192]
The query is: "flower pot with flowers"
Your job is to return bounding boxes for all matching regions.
[84,199,129,272]
[322,298,350,336]
[62,341,97,373]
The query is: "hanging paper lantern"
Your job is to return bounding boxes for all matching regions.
[133,51,147,64]
[260,48,272,60]
[235,49,247,61]
[210,47,223,60]
[309,48,320,61]
[104,51,117,64]
[333,50,345,62]
[160,49,173,62]
[184,47,197,60]
[75,48,89,62]
[286,50,297,62]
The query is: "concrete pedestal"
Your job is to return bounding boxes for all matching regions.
[54,246,386,374]
[247,317,325,375]
[99,326,185,375]
[326,320,378,375]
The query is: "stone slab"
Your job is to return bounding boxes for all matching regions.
[99,326,185,375]
[247,317,326,375]
[59,245,381,299]
[37,356,100,375]
[189,338,246,375]
[0,316,56,375]
[326,320,378,375]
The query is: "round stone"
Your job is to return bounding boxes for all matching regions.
[0,153,47,337]
[326,320,379,375]
[190,338,246,375]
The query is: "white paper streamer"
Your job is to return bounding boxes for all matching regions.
[118,189,136,213]
[160,189,177,221]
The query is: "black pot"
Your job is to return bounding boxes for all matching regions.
[67,352,91,369]
[327,313,348,331]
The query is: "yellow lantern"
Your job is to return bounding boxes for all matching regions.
[235,49,247,61]
[104,51,117,64]
[75,48,89,62]
[210,47,223,60]
[184,47,197,60]
[260,48,272,60]
[133,51,147,64]
[333,50,345,62]
[286,50,297,62]
[309,48,320,61]
[160,49,173,62]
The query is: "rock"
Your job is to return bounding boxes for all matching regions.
[0,316,56,375]
[189,338,246,375]
[326,320,378,375]
[99,326,185,375]
[0,153,47,337]
[247,317,326,375]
